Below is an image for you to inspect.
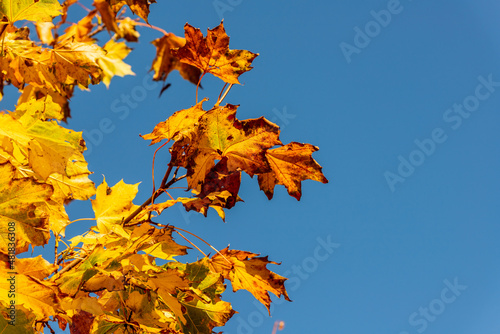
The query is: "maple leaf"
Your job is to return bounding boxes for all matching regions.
[97,40,135,88]
[130,223,189,261]
[91,179,139,237]
[0,260,60,320]
[258,142,328,200]
[55,244,120,296]
[9,110,87,181]
[94,0,119,33]
[169,258,226,300]
[210,248,290,314]
[18,85,72,122]
[117,17,140,42]
[0,304,37,333]
[172,22,258,84]
[35,21,55,45]
[16,255,58,280]
[15,93,65,122]
[179,104,281,191]
[110,0,152,22]
[0,27,106,94]
[150,33,202,85]
[0,162,52,254]
[141,99,208,144]
[0,0,62,24]
[59,10,95,42]
[179,293,235,334]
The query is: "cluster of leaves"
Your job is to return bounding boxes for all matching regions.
[0,0,328,333]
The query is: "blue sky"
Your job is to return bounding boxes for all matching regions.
[3,0,500,333]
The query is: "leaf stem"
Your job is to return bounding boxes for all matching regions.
[196,72,206,103]
[217,83,228,102]
[151,141,170,199]
[216,83,233,106]
[172,225,231,264]
[175,230,208,258]
[56,257,83,276]
[134,21,169,36]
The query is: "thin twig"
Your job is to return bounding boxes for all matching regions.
[76,1,91,12]
[271,321,285,334]
[57,257,83,276]
[88,25,106,38]
[134,21,169,35]
[175,230,208,258]
[149,164,173,221]
[122,173,186,225]
[158,164,173,196]
[172,226,231,264]
[54,235,58,266]
[151,142,171,201]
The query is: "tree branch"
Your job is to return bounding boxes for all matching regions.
[122,172,187,225]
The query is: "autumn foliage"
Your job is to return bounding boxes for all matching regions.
[0,0,328,333]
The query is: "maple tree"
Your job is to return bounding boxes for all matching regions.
[0,0,328,333]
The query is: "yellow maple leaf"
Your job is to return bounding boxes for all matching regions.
[35,21,55,45]
[141,99,208,144]
[0,261,60,321]
[97,40,135,88]
[117,17,140,42]
[0,27,105,94]
[15,256,58,280]
[130,223,189,261]
[91,178,139,237]
[0,162,52,254]
[18,86,72,122]
[0,0,62,24]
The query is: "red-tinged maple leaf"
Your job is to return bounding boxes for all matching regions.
[210,248,290,314]
[177,104,281,191]
[150,33,202,85]
[199,157,240,206]
[258,142,328,200]
[172,22,258,84]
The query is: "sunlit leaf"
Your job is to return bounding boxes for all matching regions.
[172,22,258,84]
[258,142,328,200]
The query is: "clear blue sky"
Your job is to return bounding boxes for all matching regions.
[3,0,500,333]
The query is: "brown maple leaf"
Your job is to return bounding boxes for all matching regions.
[151,33,202,85]
[93,0,119,33]
[172,22,258,84]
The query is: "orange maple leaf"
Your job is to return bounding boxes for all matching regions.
[258,142,328,200]
[210,248,290,314]
[172,22,258,84]
[176,104,281,191]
